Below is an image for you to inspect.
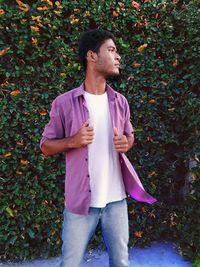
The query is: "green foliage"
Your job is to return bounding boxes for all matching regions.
[0,0,199,263]
[193,257,200,267]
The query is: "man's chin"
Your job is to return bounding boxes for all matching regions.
[106,70,120,78]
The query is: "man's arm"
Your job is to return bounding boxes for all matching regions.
[41,120,94,157]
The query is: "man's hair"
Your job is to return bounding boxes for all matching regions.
[78,29,115,71]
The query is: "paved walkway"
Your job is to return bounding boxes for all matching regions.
[0,242,192,267]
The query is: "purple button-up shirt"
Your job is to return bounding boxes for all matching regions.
[40,83,157,215]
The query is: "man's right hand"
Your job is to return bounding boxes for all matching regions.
[72,120,94,148]
[41,120,94,156]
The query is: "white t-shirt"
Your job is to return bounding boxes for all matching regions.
[84,91,126,208]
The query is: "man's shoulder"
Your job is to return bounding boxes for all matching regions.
[53,86,81,104]
[116,91,127,101]
[110,87,128,104]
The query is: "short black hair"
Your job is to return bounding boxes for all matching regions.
[78,29,115,71]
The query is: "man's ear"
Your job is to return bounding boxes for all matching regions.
[86,50,98,63]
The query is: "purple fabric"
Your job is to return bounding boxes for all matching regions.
[40,83,157,215]
[120,153,156,204]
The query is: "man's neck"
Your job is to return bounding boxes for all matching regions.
[84,74,107,95]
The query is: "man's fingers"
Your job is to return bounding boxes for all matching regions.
[113,127,118,136]
[87,126,94,132]
[82,136,94,145]
[114,135,128,152]
[82,132,94,140]
[115,142,129,152]
[83,127,94,136]
[114,135,122,141]
[114,135,126,143]
[86,131,94,136]
[114,140,123,146]
[82,120,94,132]
[115,143,127,148]
[82,119,90,128]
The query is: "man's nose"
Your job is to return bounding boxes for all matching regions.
[116,53,121,61]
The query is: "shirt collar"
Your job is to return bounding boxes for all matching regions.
[74,82,117,101]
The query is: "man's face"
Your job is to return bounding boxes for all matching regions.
[94,38,121,77]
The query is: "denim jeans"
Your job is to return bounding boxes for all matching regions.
[60,199,129,267]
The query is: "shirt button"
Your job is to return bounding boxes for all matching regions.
[89,190,91,192]
[85,158,88,161]
[87,174,90,178]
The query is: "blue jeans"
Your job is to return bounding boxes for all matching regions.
[60,199,129,267]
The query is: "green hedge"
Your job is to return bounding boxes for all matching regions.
[0,0,199,263]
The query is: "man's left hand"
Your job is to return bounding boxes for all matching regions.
[113,127,129,153]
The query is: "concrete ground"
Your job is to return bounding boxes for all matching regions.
[0,242,192,267]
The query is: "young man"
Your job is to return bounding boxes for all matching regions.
[40,29,156,267]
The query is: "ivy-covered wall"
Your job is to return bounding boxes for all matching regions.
[0,0,199,264]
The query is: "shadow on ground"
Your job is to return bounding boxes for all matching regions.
[0,242,192,267]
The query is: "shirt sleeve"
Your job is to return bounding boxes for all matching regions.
[40,98,65,149]
[124,98,134,138]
